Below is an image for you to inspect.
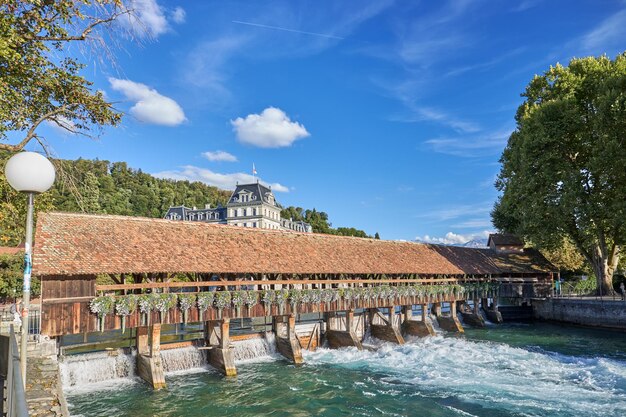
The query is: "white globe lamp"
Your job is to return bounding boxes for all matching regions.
[4,151,55,387]
[5,151,56,193]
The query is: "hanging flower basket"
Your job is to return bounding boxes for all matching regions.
[197,292,215,321]
[178,293,197,324]
[243,290,258,314]
[261,290,276,316]
[154,293,177,324]
[289,289,304,314]
[138,294,154,326]
[321,288,334,310]
[214,291,232,319]
[276,289,290,315]
[115,295,137,334]
[231,290,245,318]
[90,295,115,332]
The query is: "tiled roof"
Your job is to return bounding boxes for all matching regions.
[32,212,555,276]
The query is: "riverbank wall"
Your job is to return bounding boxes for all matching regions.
[533,298,626,330]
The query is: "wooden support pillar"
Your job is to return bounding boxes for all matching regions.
[436,302,464,333]
[136,324,166,390]
[206,319,237,376]
[402,304,435,337]
[370,307,405,345]
[431,303,442,317]
[325,310,363,350]
[481,297,503,323]
[460,300,486,328]
[402,306,413,322]
[274,314,303,364]
[136,326,149,356]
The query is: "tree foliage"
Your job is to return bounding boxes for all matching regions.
[281,206,372,237]
[0,252,39,299]
[493,53,626,294]
[0,0,127,152]
[0,154,232,245]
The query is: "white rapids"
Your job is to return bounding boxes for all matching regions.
[303,335,626,417]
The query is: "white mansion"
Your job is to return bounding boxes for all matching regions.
[164,182,313,233]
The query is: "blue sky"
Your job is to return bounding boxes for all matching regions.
[34,0,626,242]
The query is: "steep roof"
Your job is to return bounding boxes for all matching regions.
[227,183,277,207]
[488,233,524,246]
[32,212,555,276]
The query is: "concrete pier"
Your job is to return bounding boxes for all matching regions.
[136,324,166,390]
[402,304,436,337]
[274,314,303,364]
[205,319,237,376]
[325,310,363,350]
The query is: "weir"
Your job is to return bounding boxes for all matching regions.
[204,319,236,377]
[30,213,556,391]
[325,310,363,350]
[273,314,303,364]
[402,305,436,337]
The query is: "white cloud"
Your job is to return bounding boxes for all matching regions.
[154,165,289,192]
[171,7,186,24]
[423,127,512,157]
[581,9,626,52]
[231,107,310,148]
[415,203,492,222]
[109,78,186,126]
[183,36,248,99]
[416,230,492,245]
[121,0,169,38]
[201,151,237,162]
[46,115,77,135]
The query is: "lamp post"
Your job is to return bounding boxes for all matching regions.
[4,151,55,387]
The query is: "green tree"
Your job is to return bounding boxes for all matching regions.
[493,53,626,295]
[0,252,40,299]
[0,0,127,152]
[374,232,380,240]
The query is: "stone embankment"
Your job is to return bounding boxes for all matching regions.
[533,298,626,330]
[25,353,68,417]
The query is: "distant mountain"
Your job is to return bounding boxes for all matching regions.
[458,239,488,248]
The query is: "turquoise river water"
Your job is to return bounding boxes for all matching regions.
[65,323,626,417]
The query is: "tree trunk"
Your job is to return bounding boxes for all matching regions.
[590,254,618,296]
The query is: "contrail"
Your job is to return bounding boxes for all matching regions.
[232,20,344,40]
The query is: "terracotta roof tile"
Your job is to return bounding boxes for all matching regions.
[32,212,555,276]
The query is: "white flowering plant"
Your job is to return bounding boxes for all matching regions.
[197,292,215,321]
[90,295,115,332]
[115,295,137,334]
[178,293,197,324]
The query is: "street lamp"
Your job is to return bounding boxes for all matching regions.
[4,151,55,387]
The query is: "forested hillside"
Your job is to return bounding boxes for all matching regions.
[1,154,375,246]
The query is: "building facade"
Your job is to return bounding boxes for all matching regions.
[164,182,313,233]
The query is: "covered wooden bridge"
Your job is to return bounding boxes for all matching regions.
[33,212,555,388]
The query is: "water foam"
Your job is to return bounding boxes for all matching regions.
[59,350,137,391]
[161,346,207,373]
[233,333,278,363]
[303,335,626,417]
